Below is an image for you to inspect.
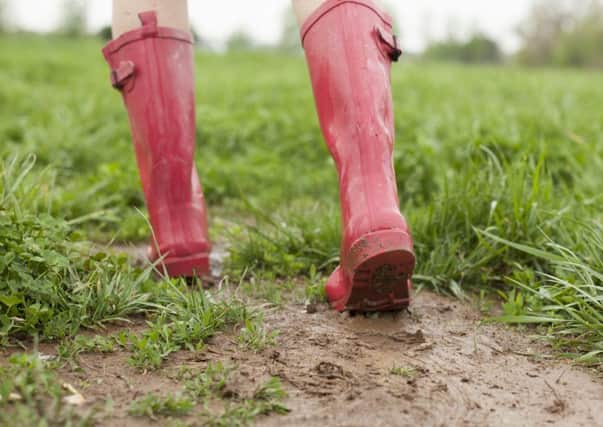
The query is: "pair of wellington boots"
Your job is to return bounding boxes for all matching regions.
[103,0,415,312]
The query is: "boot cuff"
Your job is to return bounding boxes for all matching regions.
[102,11,192,61]
[300,0,394,47]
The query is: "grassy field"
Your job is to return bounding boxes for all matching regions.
[1,35,603,424]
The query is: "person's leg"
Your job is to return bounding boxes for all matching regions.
[112,0,189,37]
[292,0,384,25]
[292,0,413,312]
[104,1,212,278]
[291,0,325,26]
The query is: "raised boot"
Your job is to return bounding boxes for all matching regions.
[301,0,415,311]
[103,11,211,277]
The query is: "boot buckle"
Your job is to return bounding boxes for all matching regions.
[375,26,403,62]
[390,35,402,61]
[111,60,136,91]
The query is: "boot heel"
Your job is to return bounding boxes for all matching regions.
[156,252,210,278]
[344,230,415,311]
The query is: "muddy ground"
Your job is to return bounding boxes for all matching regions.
[5,288,603,427]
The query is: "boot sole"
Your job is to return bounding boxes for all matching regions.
[341,230,415,312]
[156,252,211,278]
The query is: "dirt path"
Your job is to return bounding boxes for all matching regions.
[255,291,603,427]
[6,242,602,425]
[18,290,598,427]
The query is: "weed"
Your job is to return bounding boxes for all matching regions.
[226,202,340,278]
[128,281,250,370]
[129,393,194,420]
[0,352,95,426]
[183,361,232,398]
[477,289,495,314]
[238,272,297,307]
[304,265,328,305]
[130,364,289,424]
[483,224,603,361]
[57,334,120,362]
[237,316,279,352]
[0,156,159,343]
[203,377,290,427]
[253,376,288,401]
[390,365,417,378]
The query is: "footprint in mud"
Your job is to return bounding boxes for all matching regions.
[315,361,346,380]
[277,361,360,398]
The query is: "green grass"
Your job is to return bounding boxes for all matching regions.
[0,34,603,363]
[0,352,96,426]
[484,225,603,360]
[390,365,418,378]
[126,281,249,370]
[129,392,194,420]
[0,153,250,358]
[56,334,119,362]
[237,316,279,352]
[0,155,159,343]
[182,361,231,398]
[201,376,289,427]
[131,363,289,424]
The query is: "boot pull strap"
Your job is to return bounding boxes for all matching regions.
[138,11,159,37]
[111,60,135,91]
[375,26,402,62]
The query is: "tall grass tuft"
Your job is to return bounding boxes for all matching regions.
[411,149,564,295]
[0,156,157,343]
[226,200,340,277]
[482,223,603,363]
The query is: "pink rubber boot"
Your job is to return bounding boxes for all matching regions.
[301,0,415,311]
[103,11,211,277]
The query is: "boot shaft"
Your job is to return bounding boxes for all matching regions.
[103,12,210,258]
[103,12,197,211]
[302,1,401,150]
[301,0,406,246]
